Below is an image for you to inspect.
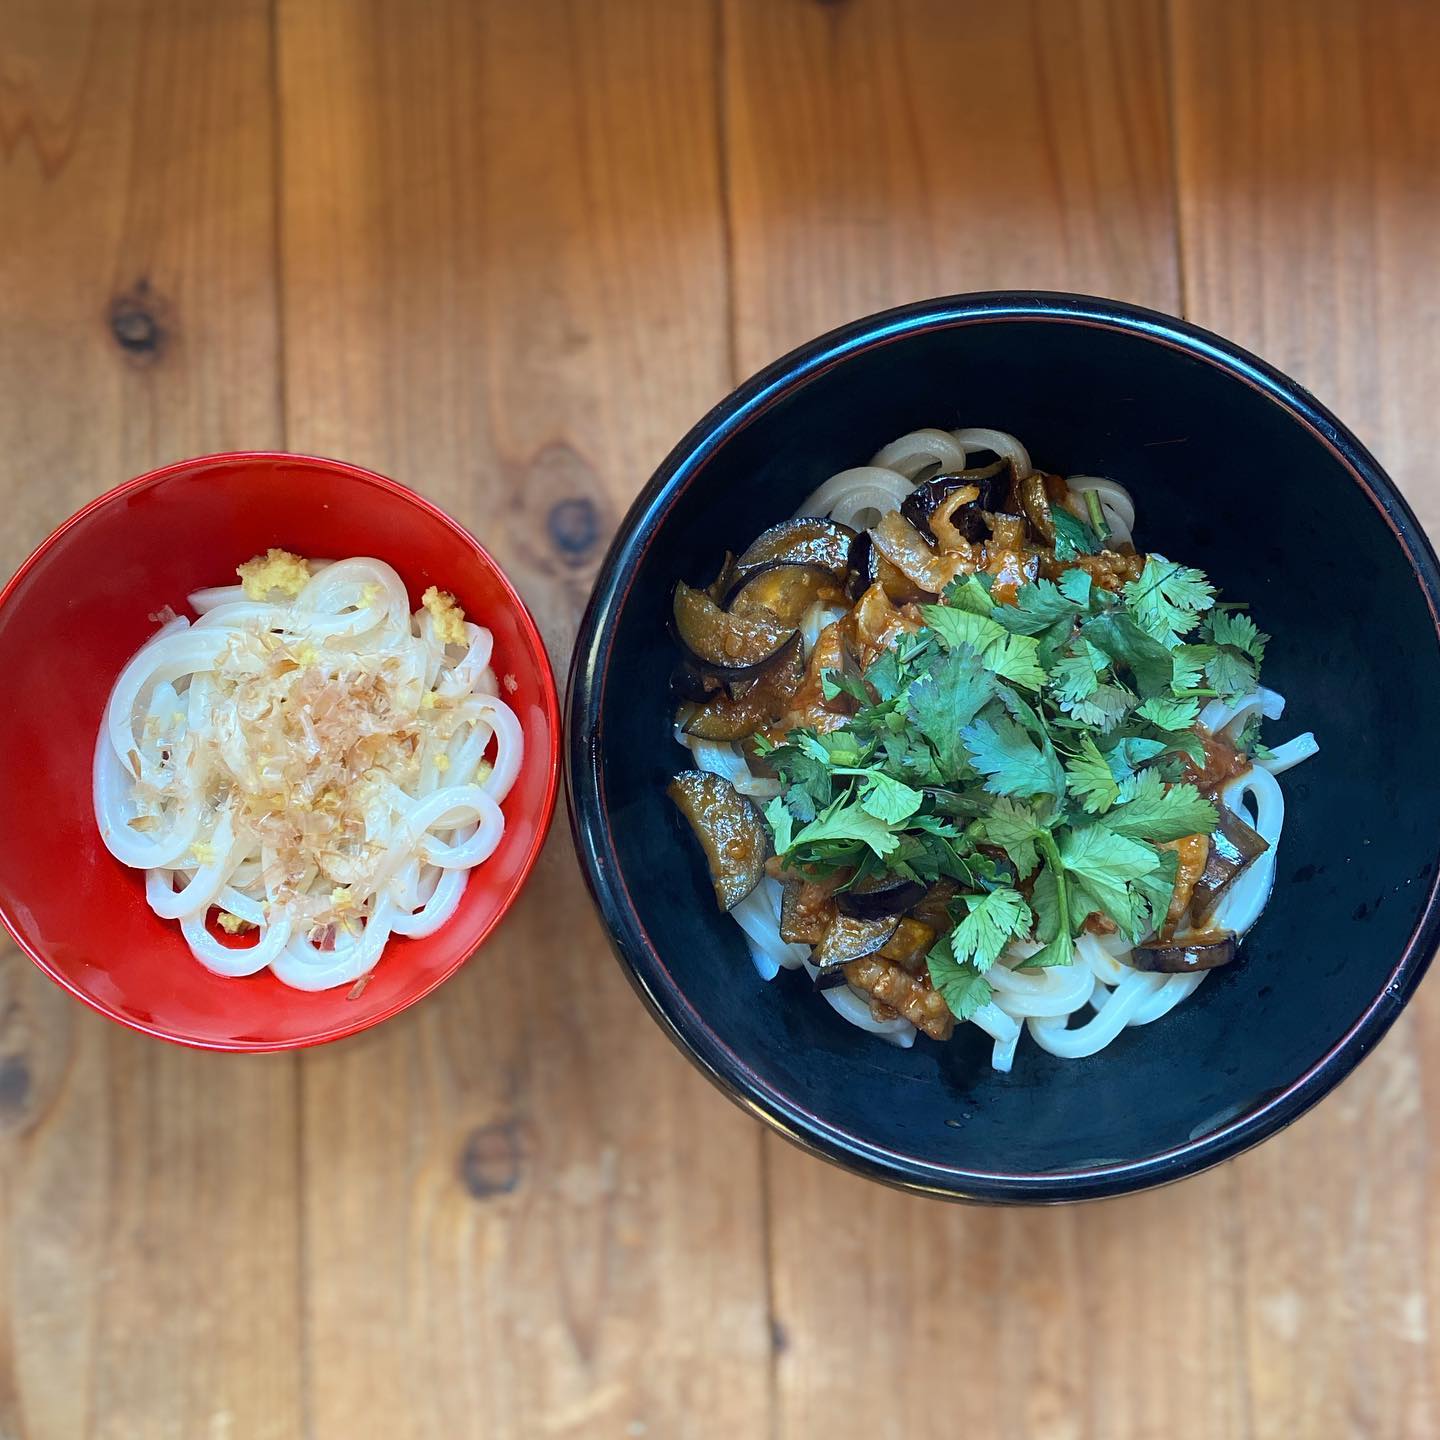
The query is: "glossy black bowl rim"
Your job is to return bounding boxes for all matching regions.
[566,290,1440,1204]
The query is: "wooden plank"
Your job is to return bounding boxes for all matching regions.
[721,4,1260,1438]
[724,0,1181,362]
[1172,3,1440,1436]
[0,2,300,1438]
[275,2,773,1436]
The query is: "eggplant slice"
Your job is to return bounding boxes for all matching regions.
[1129,932,1238,973]
[813,911,902,971]
[835,873,927,920]
[735,518,856,580]
[780,878,839,945]
[725,563,846,625]
[846,531,927,603]
[900,458,1012,545]
[673,581,796,673]
[681,634,804,741]
[667,770,771,911]
[1191,808,1270,922]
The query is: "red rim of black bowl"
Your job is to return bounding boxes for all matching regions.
[566,292,1440,1203]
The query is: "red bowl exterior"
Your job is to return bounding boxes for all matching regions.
[0,453,560,1051]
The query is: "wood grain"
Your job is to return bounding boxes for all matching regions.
[0,3,301,1439]
[277,2,770,1437]
[1171,3,1440,1435]
[0,0,1438,1435]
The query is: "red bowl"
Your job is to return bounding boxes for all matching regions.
[0,453,560,1050]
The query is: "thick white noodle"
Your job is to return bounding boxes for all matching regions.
[684,428,1317,1068]
[951,427,1033,479]
[1260,732,1319,775]
[94,557,523,991]
[796,467,915,530]
[870,428,970,479]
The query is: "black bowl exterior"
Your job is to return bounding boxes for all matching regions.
[568,292,1440,1203]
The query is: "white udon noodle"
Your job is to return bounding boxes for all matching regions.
[93,557,524,991]
[673,428,1317,1068]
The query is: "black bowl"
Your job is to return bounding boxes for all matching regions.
[567,292,1440,1203]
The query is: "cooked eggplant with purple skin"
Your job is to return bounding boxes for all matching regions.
[846,531,926,603]
[1191,808,1271,921]
[671,662,724,704]
[779,878,838,945]
[1129,931,1238,973]
[734,518,856,580]
[812,911,902,971]
[835,873,927,920]
[725,563,846,625]
[704,552,739,604]
[681,634,804,741]
[667,770,771,911]
[673,581,797,673]
[900,458,1012,545]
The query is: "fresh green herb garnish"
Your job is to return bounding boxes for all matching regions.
[758,553,1246,1023]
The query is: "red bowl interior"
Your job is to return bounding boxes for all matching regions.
[0,453,560,1050]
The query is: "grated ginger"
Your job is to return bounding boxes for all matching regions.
[216,911,255,934]
[421,586,467,646]
[237,548,312,600]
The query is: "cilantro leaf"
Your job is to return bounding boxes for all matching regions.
[1105,770,1217,843]
[1234,712,1274,760]
[1171,643,1216,693]
[1082,612,1176,694]
[761,742,832,817]
[920,605,1045,689]
[951,888,1033,972]
[1124,556,1216,646]
[1136,695,1201,730]
[1132,845,1180,934]
[1051,639,1107,706]
[1205,647,1258,701]
[787,797,899,859]
[822,669,872,705]
[973,797,1042,879]
[764,795,794,854]
[907,649,996,780]
[990,580,1079,636]
[1100,734,1169,781]
[859,771,924,824]
[1057,567,1094,607]
[961,711,1066,800]
[1051,507,1102,560]
[864,647,903,702]
[1065,733,1121,814]
[1063,683,1133,733]
[1057,823,1162,941]
[1029,862,1061,942]
[927,933,995,1022]
[1207,609,1268,662]
[1027,928,1076,968]
[942,573,996,615]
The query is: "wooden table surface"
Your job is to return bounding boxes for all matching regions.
[3,2,1439,1436]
